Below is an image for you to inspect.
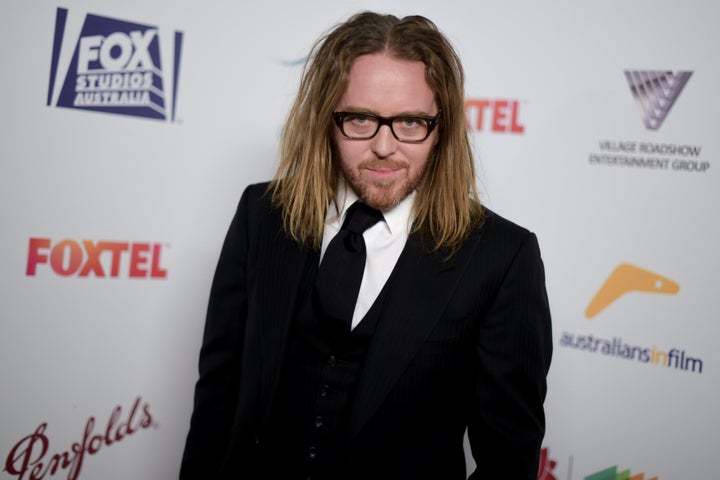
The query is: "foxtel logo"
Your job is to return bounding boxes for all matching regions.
[26,238,167,279]
[585,263,679,318]
[47,8,183,121]
[464,98,525,134]
[585,465,658,480]
[624,70,692,130]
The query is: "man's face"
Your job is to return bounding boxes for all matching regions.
[333,53,439,211]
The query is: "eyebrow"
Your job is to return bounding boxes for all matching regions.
[339,107,435,117]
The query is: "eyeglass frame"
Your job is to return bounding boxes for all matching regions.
[332,110,442,143]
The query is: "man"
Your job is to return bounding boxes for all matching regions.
[181,11,552,480]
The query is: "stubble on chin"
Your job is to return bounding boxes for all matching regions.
[340,162,427,211]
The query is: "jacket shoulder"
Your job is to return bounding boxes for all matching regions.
[239,181,273,206]
[475,208,535,245]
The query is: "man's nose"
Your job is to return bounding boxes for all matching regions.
[371,125,398,158]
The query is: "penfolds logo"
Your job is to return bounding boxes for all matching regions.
[4,396,156,480]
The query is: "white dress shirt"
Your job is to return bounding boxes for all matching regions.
[320,183,415,330]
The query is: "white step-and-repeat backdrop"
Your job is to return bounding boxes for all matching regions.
[1,1,717,479]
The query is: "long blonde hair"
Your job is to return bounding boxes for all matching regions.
[270,11,483,254]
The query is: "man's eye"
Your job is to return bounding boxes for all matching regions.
[349,115,369,124]
[398,117,426,129]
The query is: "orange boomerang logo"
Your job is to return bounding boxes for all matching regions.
[585,263,680,318]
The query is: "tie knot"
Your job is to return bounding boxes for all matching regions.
[342,202,383,235]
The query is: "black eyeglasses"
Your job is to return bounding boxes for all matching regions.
[333,111,442,143]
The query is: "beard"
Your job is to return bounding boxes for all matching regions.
[339,159,428,211]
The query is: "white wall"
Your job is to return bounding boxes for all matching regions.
[1,1,717,478]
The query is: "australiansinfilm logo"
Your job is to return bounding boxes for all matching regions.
[560,263,704,375]
[46,7,183,121]
[589,70,710,174]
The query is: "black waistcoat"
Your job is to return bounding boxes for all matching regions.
[260,257,389,480]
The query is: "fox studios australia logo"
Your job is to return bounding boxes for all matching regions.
[46,8,183,121]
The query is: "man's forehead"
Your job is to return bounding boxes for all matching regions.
[338,53,436,114]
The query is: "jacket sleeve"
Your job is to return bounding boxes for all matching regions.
[467,231,553,479]
[180,188,253,479]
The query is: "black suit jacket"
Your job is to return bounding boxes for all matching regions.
[180,182,552,479]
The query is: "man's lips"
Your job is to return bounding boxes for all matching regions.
[360,161,407,175]
[366,166,400,174]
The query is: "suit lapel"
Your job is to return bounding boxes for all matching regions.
[347,231,482,439]
[254,209,317,420]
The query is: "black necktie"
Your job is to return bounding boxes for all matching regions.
[315,201,384,330]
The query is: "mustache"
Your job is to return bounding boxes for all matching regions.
[359,159,408,170]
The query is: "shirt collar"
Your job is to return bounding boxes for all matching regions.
[333,179,415,236]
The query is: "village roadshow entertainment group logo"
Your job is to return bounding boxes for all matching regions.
[625,70,692,131]
[47,8,183,121]
[588,70,710,174]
